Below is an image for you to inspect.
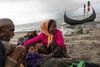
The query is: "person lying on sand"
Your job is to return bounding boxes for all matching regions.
[25,44,100,67]
[25,44,73,67]
[23,19,69,58]
[0,18,26,67]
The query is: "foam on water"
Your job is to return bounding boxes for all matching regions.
[15,13,100,32]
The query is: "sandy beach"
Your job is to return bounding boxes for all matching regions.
[10,28,100,64]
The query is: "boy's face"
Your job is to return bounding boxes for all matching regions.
[28,46,37,53]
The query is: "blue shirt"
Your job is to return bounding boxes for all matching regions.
[0,38,5,67]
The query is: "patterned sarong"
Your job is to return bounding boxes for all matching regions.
[38,57,100,67]
[38,42,57,54]
[38,57,75,67]
[38,42,70,58]
[4,56,17,67]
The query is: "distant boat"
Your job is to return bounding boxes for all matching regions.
[64,2,96,25]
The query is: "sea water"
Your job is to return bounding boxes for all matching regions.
[15,13,100,32]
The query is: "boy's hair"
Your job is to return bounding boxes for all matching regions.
[25,44,35,53]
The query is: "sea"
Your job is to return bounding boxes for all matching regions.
[15,13,100,32]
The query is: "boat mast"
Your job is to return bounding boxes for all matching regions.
[84,4,86,19]
[87,1,90,18]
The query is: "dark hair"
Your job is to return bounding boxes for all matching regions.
[2,26,5,29]
[48,19,56,30]
[25,44,35,53]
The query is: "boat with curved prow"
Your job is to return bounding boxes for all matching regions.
[64,6,96,25]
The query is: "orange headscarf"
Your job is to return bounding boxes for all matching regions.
[41,19,54,47]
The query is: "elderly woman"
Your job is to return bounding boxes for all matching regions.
[23,19,69,58]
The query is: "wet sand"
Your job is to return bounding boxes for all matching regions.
[64,28,100,64]
[10,28,100,64]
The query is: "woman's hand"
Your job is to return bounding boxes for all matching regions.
[48,53,54,57]
[40,54,49,58]
[40,53,54,58]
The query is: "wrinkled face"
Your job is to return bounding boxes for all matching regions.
[28,46,37,53]
[1,24,15,41]
[48,22,57,35]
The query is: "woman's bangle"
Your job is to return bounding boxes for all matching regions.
[49,54,52,56]
[49,53,54,57]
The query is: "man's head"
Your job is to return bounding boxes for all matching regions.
[0,18,15,41]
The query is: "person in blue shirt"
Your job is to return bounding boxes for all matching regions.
[0,38,5,67]
[0,18,26,67]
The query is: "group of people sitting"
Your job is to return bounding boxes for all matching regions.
[17,30,38,45]
[0,18,100,67]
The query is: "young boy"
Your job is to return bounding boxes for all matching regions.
[25,44,100,67]
[25,44,74,67]
[25,44,53,67]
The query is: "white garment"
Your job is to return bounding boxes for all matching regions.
[61,26,74,36]
[63,29,74,36]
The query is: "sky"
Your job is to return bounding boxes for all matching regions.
[0,0,100,25]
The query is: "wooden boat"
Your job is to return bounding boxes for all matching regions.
[64,7,96,25]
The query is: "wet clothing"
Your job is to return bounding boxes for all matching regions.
[0,38,6,67]
[25,52,73,67]
[38,58,100,67]
[23,29,66,48]
[38,57,75,67]
[25,52,44,67]
[25,52,100,67]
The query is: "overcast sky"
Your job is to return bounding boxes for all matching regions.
[0,0,100,25]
